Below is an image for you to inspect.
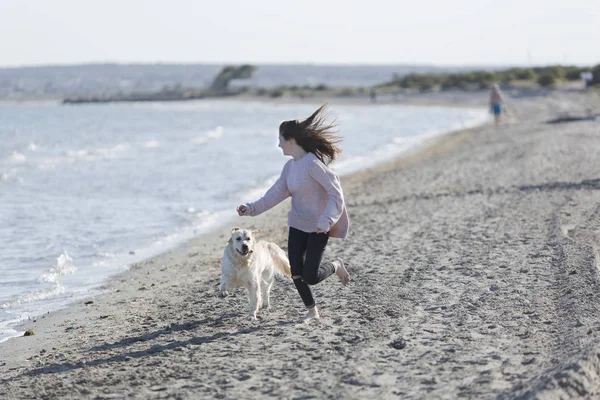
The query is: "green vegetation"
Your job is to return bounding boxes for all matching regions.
[537,73,556,88]
[209,64,256,92]
[376,65,598,92]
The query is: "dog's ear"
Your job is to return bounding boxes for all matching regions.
[231,227,240,233]
[252,229,260,235]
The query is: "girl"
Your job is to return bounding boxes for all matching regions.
[236,104,350,321]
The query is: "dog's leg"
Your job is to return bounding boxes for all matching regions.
[219,272,229,297]
[248,280,261,320]
[256,280,263,310]
[261,278,273,309]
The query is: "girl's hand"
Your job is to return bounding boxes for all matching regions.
[237,205,248,216]
[316,219,330,234]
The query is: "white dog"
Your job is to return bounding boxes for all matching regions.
[219,228,291,320]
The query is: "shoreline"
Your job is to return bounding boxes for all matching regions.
[3,90,600,398]
[1,88,490,108]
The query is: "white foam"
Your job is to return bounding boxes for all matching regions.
[207,126,224,138]
[191,126,224,144]
[1,252,76,309]
[1,284,66,309]
[153,233,181,246]
[37,143,130,169]
[94,251,116,259]
[65,143,129,162]
[8,151,26,163]
[0,318,22,343]
[192,209,235,235]
[46,252,77,277]
[144,140,160,148]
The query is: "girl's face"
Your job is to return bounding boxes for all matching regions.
[278,134,294,156]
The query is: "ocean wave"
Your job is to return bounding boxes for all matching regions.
[8,151,26,163]
[35,143,130,170]
[94,251,116,259]
[191,209,234,235]
[0,282,66,309]
[191,126,224,144]
[0,170,13,181]
[0,252,76,309]
[144,140,160,148]
[65,143,129,161]
[0,319,22,343]
[3,141,38,165]
[0,144,38,180]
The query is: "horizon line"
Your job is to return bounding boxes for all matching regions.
[1,60,596,70]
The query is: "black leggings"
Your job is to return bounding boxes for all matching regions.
[288,227,336,308]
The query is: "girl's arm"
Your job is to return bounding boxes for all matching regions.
[308,161,345,232]
[241,162,291,217]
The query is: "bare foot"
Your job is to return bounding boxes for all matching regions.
[303,307,320,322]
[334,258,350,286]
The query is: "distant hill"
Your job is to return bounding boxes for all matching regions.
[0,63,501,100]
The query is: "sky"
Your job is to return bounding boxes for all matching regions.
[1,0,598,68]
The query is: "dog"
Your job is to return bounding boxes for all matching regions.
[219,228,291,320]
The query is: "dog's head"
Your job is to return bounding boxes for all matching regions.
[229,228,260,257]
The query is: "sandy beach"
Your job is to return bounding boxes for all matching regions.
[2,90,600,399]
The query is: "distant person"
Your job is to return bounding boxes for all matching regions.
[370,90,377,103]
[236,105,350,322]
[581,71,594,89]
[489,84,505,126]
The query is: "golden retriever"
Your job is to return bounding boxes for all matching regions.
[219,228,291,320]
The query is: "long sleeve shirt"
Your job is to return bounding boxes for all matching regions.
[244,152,349,239]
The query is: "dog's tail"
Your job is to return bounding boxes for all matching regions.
[267,243,292,277]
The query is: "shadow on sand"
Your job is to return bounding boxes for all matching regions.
[1,314,298,382]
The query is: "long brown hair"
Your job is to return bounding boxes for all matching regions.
[279,104,342,165]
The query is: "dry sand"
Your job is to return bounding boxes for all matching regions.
[2,90,600,399]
